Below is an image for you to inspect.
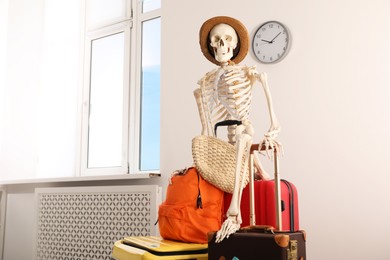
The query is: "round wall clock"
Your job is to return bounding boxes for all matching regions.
[252,21,291,64]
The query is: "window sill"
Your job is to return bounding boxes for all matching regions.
[0,173,161,186]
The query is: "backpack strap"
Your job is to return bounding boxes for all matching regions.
[196,171,203,209]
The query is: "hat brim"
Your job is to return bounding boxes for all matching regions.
[199,16,249,65]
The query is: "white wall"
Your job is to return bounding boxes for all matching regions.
[161,0,390,259]
[0,0,80,180]
[0,0,9,150]
[0,0,43,179]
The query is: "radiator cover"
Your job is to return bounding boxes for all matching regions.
[34,185,161,260]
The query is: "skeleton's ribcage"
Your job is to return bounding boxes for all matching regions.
[214,68,252,121]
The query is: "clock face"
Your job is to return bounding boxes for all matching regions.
[252,21,290,64]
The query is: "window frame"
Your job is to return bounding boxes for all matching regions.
[130,6,161,174]
[79,0,161,176]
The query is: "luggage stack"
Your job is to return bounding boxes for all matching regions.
[112,146,306,260]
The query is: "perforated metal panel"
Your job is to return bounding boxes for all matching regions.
[34,185,161,260]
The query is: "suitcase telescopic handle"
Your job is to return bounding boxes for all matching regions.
[273,148,283,231]
[249,148,283,231]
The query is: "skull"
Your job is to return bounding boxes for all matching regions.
[209,23,238,63]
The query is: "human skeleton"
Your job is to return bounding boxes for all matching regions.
[194,21,282,242]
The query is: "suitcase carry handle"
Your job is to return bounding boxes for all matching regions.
[240,225,275,233]
[240,225,292,248]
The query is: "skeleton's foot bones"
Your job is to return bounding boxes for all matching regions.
[215,216,241,243]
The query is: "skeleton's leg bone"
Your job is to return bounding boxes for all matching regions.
[235,121,253,222]
[216,126,252,242]
[243,120,271,180]
[235,139,251,226]
[253,151,271,180]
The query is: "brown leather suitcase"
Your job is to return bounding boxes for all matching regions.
[208,148,307,260]
[208,226,306,260]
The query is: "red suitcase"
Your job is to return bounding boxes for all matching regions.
[224,178,300,231]
[209,148,306,260]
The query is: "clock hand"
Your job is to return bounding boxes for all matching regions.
[261,32,282,44]
[270,32,281,43]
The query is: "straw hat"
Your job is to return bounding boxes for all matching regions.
[199,16,249,65]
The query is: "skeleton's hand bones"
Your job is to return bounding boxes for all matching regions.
[260,133,283,158]
[260,120,283,158]
[260,116,283,158]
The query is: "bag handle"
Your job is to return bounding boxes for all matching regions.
[214,120,242,136]
[214,121,270,153]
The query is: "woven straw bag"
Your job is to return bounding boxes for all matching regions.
[192,135,249,194]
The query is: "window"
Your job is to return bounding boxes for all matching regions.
[80,0,161,176]
[140,17,161,171]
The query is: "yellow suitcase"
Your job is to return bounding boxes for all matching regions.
[111,236,208,260]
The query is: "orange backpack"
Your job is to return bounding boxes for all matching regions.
[158,167,224,244]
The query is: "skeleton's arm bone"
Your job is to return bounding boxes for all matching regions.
[257,72,281,138]
[195,71,216,136]
[193,88,207,135]
[195,68,227,136]
[255,71,284,157]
